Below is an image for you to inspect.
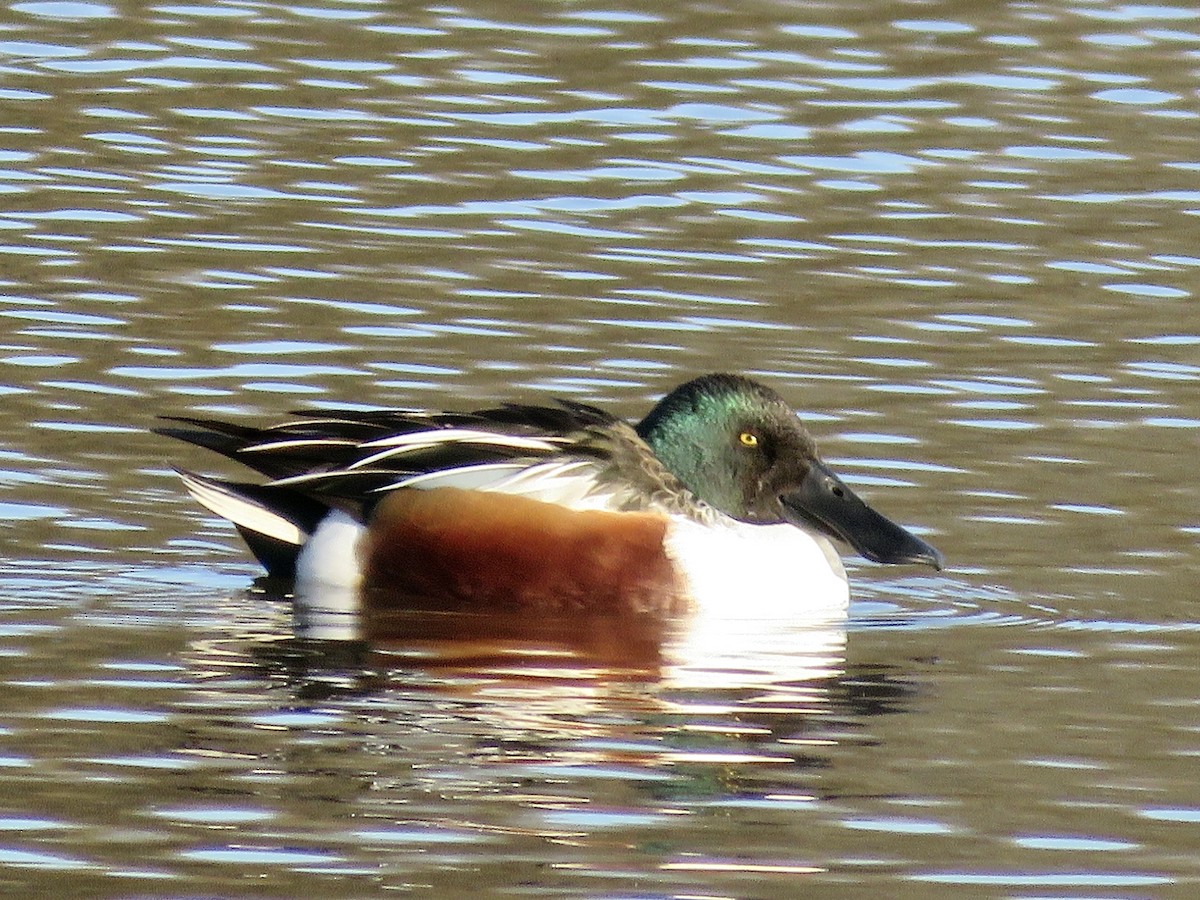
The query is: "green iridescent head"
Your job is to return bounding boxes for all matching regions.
[637,373,942,569]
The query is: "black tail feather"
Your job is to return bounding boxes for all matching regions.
[234,525,303,579]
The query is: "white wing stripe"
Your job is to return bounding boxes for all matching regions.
[241,437,356,453]
[380,462,529,491]
[375,459,611,508]
[361,428,566,451]
[268,470,360,488]
[347,443,443,470]
[347,429,568,470]
[492,459,593,491]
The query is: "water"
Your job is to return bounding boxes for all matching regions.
[3,0,1200,896]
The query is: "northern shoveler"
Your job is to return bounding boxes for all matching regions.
[159,373,942,617]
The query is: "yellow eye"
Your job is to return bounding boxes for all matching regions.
[738,431,759,448]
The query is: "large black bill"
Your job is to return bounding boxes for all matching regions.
[780,461,943,569]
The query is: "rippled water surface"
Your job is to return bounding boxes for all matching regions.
[3,1,1200,896]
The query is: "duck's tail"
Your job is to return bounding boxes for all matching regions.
[174,469,330,578]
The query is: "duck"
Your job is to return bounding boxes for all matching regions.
[158,373,942,618]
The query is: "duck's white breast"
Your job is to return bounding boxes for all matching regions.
[663,517,850,617]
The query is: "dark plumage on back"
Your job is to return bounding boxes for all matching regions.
[155,398,633,516]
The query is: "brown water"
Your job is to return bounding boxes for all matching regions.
[3,1,1200,896]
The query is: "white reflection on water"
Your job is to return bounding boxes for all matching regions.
[291,580,848,690]
[662,610,846,690]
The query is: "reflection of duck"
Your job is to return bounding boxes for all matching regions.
[160,374,941,621]
[215,578,852,703]
[288,595,848,687]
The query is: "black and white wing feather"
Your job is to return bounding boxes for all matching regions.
[158,398,702,520]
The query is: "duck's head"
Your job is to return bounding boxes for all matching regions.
[636,373,943,570]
